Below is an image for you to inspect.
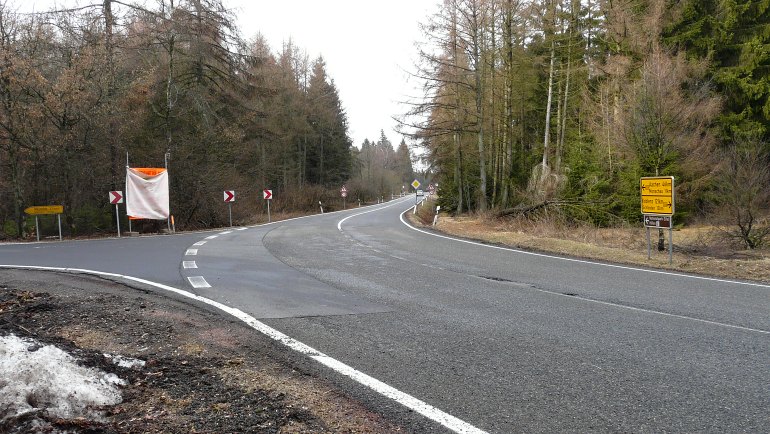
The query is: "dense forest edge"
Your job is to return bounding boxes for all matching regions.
[400,0,770,250]
[0,0,415,239]
[2,0,769,250]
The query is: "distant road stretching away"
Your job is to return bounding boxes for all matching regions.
[2,197,769,433]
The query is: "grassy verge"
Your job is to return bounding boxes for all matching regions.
[409,199,770,283]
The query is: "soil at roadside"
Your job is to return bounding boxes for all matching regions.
[0,269,403,433]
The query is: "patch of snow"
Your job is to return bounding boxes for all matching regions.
[103,353,145,369]
[0,334,125,422]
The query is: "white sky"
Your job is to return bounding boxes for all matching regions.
[229,0,436,148]
[20,0,438,149]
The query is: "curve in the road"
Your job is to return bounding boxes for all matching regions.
[393,208,770,336]
[0,263,485,434]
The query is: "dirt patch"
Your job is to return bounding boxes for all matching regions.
[414,202,770,283]
[0,270,403,433]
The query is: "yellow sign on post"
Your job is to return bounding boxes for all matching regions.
[24,205,64,215]
[640,176,674,215]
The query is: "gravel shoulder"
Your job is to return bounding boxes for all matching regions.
[0,269,403,433]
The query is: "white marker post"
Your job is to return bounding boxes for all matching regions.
[433,205,441,227]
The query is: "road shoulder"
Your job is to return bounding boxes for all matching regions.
[0,269,402,433]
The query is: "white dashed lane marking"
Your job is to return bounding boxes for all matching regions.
[187,276,211,288]
[193,241,207,246]
[205,235,217,240]
[185,249,198,256]
[182,261,197,269]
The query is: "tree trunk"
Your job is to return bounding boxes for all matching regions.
[542,38,556,180]
[472,2,487,212]
[451,1,464,214]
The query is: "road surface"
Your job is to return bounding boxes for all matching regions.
[2,197,769,433]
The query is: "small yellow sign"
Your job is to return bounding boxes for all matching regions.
[640,176,674,215]
[24,205,64,215]
[411,179,421,189]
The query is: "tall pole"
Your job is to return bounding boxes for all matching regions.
[115,204,121,237]
[267,200,271,223]
[228,202,232,227]
[127,151,132,233]
[165,152,171,233]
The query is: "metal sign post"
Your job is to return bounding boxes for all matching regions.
[411,179,421,204]
[263,189,272,222]
[25,205,64,241]
[640,176,675,264]
[109,191,124,237]
[224,190,235,227]
[646,227,651,259]
[115,204,121,237]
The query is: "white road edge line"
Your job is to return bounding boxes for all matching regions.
[187,276,211,288]
[398,209,770,289]
[560,291,770,335]
[337,197,412,231]
[397,208,770,335]
[0,264,486,434]
[182,261,197,269]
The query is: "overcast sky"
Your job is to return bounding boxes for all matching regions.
[229,0,436,148]
[21,0,438,149]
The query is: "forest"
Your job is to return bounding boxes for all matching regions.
[403,0,770,248]
[0,0,413,238]
[2,0,769,247]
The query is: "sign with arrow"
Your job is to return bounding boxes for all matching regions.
[644,214,671,228]
[223,190,235,202]
[640,176,674,215]
[263,189,272,200]
[109,191,123,205]
[109,191,124,237]
[24,205,64,215]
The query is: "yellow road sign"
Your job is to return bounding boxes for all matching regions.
[640,176,674,215]
[411,179,421,189]
[24,205,64,215]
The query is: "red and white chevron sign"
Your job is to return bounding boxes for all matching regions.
[109,190,123,205]
[263,189,272,200]
[223,190,235,202]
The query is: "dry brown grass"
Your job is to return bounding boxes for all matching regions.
[419,201,770,283]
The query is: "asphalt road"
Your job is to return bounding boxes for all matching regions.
[2,197,769,433]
